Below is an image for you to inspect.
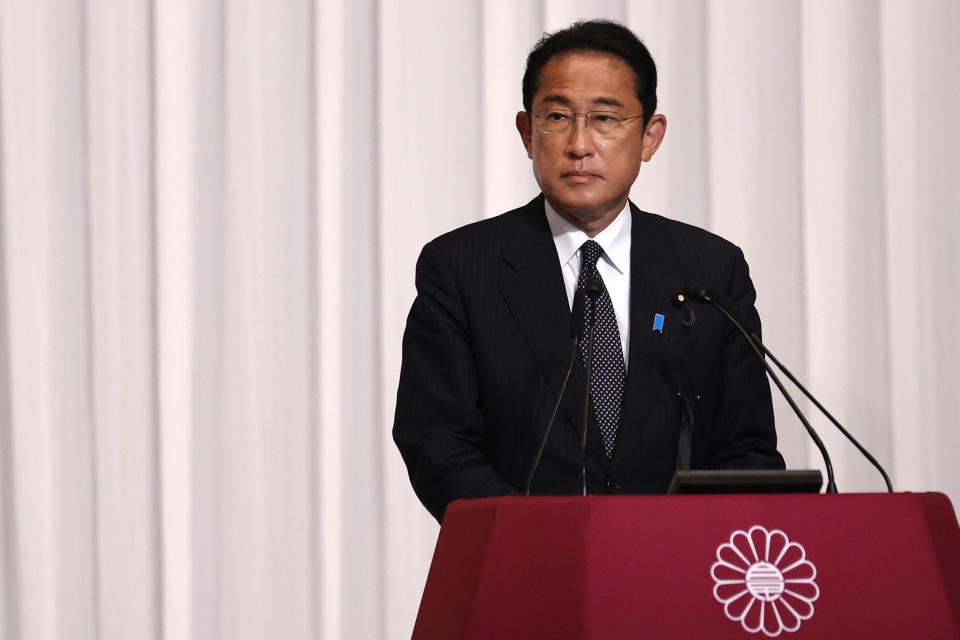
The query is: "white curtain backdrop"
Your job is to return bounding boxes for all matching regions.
[0,0,957,638]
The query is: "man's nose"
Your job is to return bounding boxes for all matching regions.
[566,115,596,156]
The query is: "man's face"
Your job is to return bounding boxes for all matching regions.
[517,51,666,234]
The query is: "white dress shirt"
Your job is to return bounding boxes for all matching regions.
[544,199,632,367]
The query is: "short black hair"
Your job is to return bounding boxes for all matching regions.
[521,20,658,127]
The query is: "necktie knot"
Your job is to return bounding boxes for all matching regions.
[580,240,604,274]
[580,240,603,273]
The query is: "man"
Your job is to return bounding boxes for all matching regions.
[394,20,784,523]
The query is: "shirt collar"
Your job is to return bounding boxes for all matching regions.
[544,198,632,274]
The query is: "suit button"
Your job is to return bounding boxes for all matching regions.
[605,480,620,494]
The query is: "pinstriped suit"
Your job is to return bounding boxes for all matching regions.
[393,195,784,522]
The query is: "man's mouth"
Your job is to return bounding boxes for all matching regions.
[563,171,599,183]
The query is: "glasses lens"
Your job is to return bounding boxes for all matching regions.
[539,110,572,133]
[588,111,620,137]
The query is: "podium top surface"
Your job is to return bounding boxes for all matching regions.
[445,490,954,514]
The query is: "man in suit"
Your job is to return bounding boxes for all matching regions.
[394,20,784,523]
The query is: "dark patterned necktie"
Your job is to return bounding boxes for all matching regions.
[577,240,625,456]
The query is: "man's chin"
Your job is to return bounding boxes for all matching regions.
[547,194,621,220]
[546,197,625,233]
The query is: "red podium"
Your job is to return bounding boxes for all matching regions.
[413,494,960,639]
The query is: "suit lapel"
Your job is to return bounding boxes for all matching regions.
[499,196,610,470]
[498,196,572,390]
[610,204,685,470]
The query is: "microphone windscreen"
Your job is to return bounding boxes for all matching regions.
[685,284,710,303]
[585,276,604,299]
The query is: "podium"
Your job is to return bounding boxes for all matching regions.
[413,493,960,639]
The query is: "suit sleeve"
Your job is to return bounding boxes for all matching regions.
[709,247,786,470]
[393,240,519,523]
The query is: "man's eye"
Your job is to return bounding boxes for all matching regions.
[546,111,570,121]
[592,113,615,123]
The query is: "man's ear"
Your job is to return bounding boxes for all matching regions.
[640,114,667,162]
[516,111,533,159]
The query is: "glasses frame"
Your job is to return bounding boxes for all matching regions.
[529,109,643,137]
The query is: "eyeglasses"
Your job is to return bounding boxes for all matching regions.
[530,109,643,138]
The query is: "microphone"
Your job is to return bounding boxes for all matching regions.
[525,287,586,495]
[579,277,604,495]
[679,284,876,494]
[683,285,892,492]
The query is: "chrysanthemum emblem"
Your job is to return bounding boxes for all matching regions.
[711,525,819,636]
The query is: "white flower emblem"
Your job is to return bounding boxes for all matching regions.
[711,525,819,636]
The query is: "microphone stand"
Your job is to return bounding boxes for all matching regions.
[748,330,893,492]
[580,278,603,496]
[686,288,838,494]
[525,288,585,495]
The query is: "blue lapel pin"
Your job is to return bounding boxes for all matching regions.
[652,313,664,333]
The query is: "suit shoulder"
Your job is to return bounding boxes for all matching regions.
[635,209,744,258]
[427,205,530,251]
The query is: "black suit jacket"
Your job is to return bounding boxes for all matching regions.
[393,195,784,522]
